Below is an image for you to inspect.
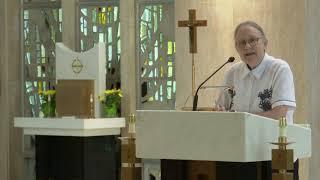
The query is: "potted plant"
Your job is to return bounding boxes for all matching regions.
[99,89,122,118]
[39,89,56,117]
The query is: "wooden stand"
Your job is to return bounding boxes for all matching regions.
[271,118,294,180]
[120,114,141,180]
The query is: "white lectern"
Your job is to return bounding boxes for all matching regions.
[136,110,311,161]
[136,110,311,180]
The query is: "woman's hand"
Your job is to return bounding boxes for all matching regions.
[213,104,226,111]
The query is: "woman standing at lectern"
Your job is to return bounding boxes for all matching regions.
[216,21,298,180]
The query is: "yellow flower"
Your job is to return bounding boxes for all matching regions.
[38,81,43,95]
[99,89,122,103]
[98,95,105,102]
[104,89,113,95]
[104,89,122,96]
[44,90,56,96]
[38,89,56,96]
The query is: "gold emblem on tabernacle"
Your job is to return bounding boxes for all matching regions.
[72,57,83,74]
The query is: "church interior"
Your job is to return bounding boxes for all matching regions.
[1,0,320,180]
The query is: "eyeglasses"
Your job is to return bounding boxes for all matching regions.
[236,37,262,49]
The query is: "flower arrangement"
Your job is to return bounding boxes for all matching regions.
[39,90,56,117]
[99,89,122,118]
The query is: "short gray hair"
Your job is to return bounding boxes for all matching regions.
[234,21,266,39]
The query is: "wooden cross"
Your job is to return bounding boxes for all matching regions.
[178,9,207,96]
[178,9,207,54]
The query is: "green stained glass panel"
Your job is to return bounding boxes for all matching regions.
[168,66,172,77]
[167,41,173,55]
[80,4,120,89]
[155,91,158,100]
[114,7,118,21]
[139,2,175,109]
[108,27,112,43]
[23,7,62,117]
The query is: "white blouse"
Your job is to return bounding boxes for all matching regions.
[217,53,296,123]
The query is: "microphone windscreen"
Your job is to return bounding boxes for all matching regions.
[228,57,235,62]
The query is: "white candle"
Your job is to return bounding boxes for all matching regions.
[279,126,287,137]
[90,94,93,103]
[128,114,136,134]
[279,117,287,137]
[129,123,136,134]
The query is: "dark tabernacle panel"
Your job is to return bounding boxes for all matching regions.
[161,160,300,180]
[36,135,120,180]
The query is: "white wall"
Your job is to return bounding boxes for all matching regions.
[305,0,320,179]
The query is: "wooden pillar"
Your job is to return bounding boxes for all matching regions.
[0,0,9,179]
[120,0,139,178]
[120,0,137,119]
[0,0,23,179]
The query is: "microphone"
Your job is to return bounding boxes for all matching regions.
[192,57,235,111]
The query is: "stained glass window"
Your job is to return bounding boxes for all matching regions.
[79,1,120,89]
[138,1,175,109]
[23,1,62,117]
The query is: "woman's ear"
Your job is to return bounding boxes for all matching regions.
[235,42,240,52]
[264,38,268,46]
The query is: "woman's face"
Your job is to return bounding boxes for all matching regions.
[235,25,267,69]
